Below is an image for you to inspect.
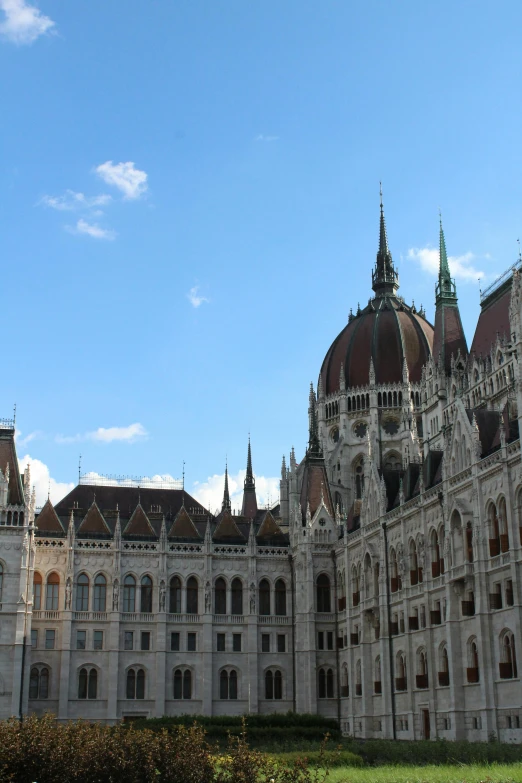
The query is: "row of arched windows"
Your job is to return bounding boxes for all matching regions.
[1,510,24,526]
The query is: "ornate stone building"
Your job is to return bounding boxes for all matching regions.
[1,198,522,740]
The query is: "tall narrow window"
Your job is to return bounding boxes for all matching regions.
[214,578,227,615]
[39,667,49,699]
[275,579,287,616]
[220,670,228,699]
[186,577,198,614]
[126,669,136,699]
[318,668,326,698]
[229,669,238,699]
[33,572,42,610]
[123,575,136,613]
[93,574,107,612]
[259,579,271,615]
[0,562,3,604]
[183,669,191,699]
[136,669,145,699]
[316,574,331,612]
[46,572,60,611]
[174,669,182,699]
[76,573,89,612]
[274,670,283,700]
[78,668,98,699]
[231,578,243,615]
[265,669,273,699]
[170,576,182,614]
[30,667,49,699]
[140,576,153,613]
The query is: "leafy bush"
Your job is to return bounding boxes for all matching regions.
[270,750,363,768]
[136,712,339,730]
[0,714,331,783]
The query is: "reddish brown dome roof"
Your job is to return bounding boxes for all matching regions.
[320,296,434,395]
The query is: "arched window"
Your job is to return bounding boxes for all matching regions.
[316,574,331,612]
[438,645,450,686]
[396,653,407,691]
[76,573,89,612]
[78,667,97,699]
[275,579,286,616]
[45,572,60,611]
[173,669,192,699]
[33,572,42,610]
[123,575,136,613]
[409,540,419,585]
[0,562,3,604]
[416,649,428,689]
[355,660,362,696]
[498,497,509,552]
[231,578,243,615]
[389,548,400,593]
[374,656,382,693]
[265,669,273,699]
[355,459,365,500]
[467,638,480,683]
[259,579,271,616]
[140,576,153,613]
[318,668,326,699]
[169,576,182,614]
[500,631,518,679]
[264,669,283,700]
[93,574,107,612]
[352,564,360,606]
[431,529,441,577]
[29,666,49,699]
[465,522,473,563]
[341,664,349,697]
[214,578,227,615]
[126,668,145,699]
[327,668,334,698]
[488,502,501,556]
[220,669,238,699]
[186,577,198,614]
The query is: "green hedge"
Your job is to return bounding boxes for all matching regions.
[346,738,522,766]
[132,718,340,744]
[134,712,339,730]
[270,750,363,767]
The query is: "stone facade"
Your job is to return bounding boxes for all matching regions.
[1,207,522,741]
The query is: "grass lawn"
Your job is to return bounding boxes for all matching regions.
[324,763,522,783]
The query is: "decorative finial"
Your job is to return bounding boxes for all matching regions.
[13,403,16,426]
[517,238,521,263]
[78,454,82,485]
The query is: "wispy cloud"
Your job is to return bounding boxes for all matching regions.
[95,161,148,200]
[0,0,55,44]
[68,218,116,240]
[407,246,485,282]
[40,190,112,212]
[192,469,280,516]
[15,429,44,447]
[18,454,74,507]
[56,422,148,445]
[254,134,279,142]
[187,285,209,308]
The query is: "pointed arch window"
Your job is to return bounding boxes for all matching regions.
[76,573,89,612]
[186,577,198,614]
[265,669,282,699]
[93,574,107,612]
[123,575,136,613]
[396,653,407,691]
[78,667,98,699]
[45,572,60,611]
[173,668,192,699]
[316,574,331,612]
[140,576,153,613]
[374,656,382,693]
[219,669,238,699]
[259,579,271,615]
[231,578,243,615]
[500,631,518,679]
[275,579,287,616]
[126,668,145,699]
[467,638,480,683]
[29,666,49,699]
[214,578,227,615]
[33,572,42,610]
[438,645,450,686]
[169,576,182,614]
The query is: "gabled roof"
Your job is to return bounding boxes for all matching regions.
[470,278,511,357]
[77,502,111,536]
[213,509,246,540]
[168,506,201,539]
[257,510,285,540]
[299,459,334,522]
[123,504,157,537]
[35,499,65,534]
[0,428,24,505]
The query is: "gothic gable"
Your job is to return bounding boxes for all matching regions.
[77,502,111,536]
[168,506,201,539]
[123,504,157,537]
[35,499,64,534]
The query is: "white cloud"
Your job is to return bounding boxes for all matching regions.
[80,471,180,489]
[95,161,148,200]
[192,470,280,516]
[71,218,116,240]
[0,0,55,44]
[15,429,44,447]
[407,246,485,282]
[40,190,112,211]
[254,134,279,142]
[18,454,74,507]
[56,422,148,445]
[187,285,209,308]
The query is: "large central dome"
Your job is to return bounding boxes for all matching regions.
[320,196,434,395]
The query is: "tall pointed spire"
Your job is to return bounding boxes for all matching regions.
[372,183,399,297]
[433,214,468,373]
[242,437,258,518]
[222,461,231,512]
[308,383,322,457]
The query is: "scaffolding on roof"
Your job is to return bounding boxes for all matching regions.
[79,473,183,490]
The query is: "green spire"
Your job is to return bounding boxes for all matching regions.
[436,214,457,303]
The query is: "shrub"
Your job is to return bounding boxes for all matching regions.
[269,750,363,768]
[343,738,522,766]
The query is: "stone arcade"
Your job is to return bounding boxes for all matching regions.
[1,199,522,740]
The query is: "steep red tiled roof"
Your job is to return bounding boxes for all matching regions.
[168,506,201,539]
[123,504,157,537]
[299,460,334,521]
[257,510,284,539]
[433,305,468,373]
[35,499,65,533]
[77,502,111,535]
[471,283,511,357]
[213,510,246,540]
[0,430,24,505]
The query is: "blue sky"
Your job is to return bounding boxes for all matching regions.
[1,0,521,510]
